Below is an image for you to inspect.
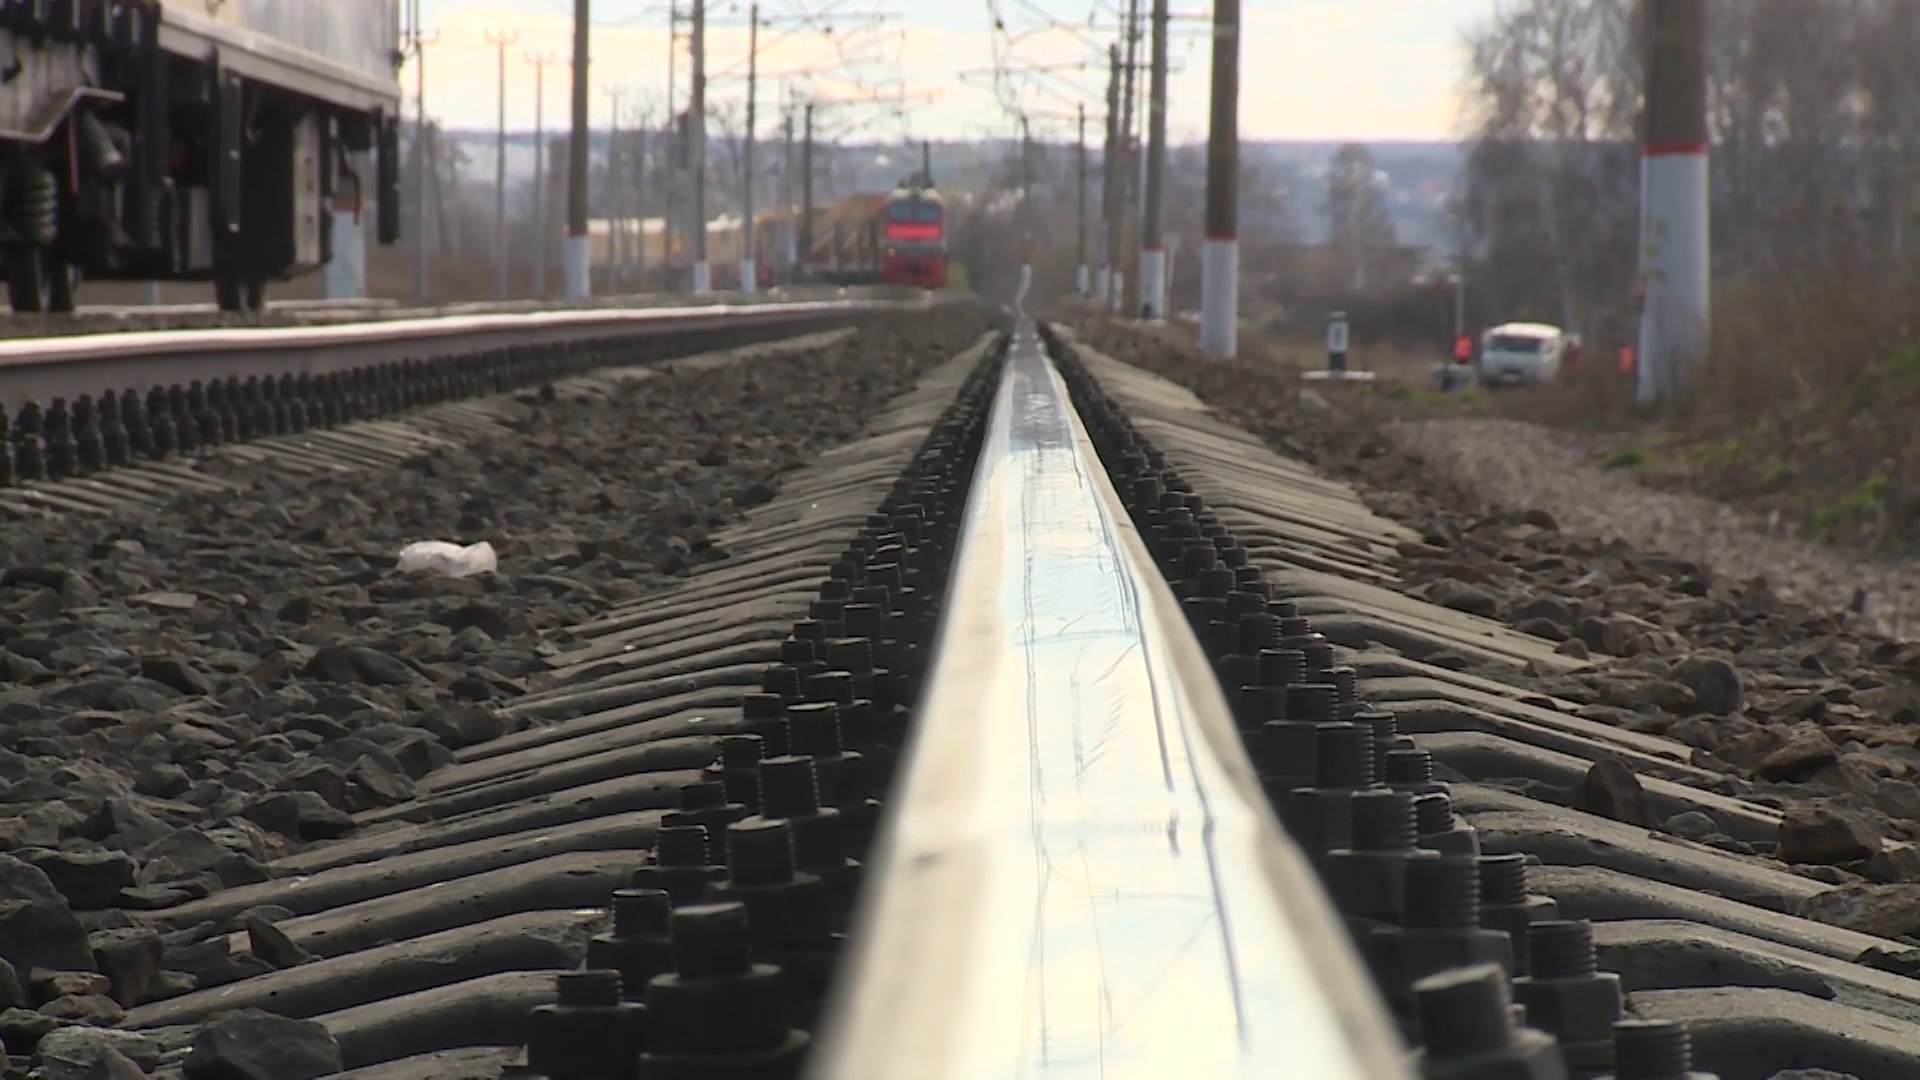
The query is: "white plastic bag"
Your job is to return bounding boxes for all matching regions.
[397,540,499,578]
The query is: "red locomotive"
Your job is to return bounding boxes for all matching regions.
[880,182,947,289]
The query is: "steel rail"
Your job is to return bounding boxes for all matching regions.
[0,297,936,413]
[807,323,1409,1079]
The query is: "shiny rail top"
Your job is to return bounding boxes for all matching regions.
[807,325,1408,1079]
[0,298,913,366]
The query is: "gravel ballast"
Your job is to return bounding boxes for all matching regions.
[0,305,993,1074]
[1078,316,1920,937]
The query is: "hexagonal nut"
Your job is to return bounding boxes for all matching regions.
[1326,849,1425,922]
[1510,972,1623,1045]
[1418,821,1481,858]
[1482,896,1561,969]
[1368,927,1514,1005]
[1424,1027,1568,1080]
[1557,1036,1613,1077]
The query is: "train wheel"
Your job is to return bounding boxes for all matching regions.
[7,248,77,314]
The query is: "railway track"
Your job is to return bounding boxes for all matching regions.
[0,296,930,515]
[0,287,913,342]
[0,307,1912,1079]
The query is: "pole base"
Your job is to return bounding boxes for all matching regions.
[1638,150,1710,404]
[1139,248,1167,321]
[1075,264,1090,296]
[1200,238,1237,357]
[564,236,591,302]
[739,257,757,294]
[693,261,712,295]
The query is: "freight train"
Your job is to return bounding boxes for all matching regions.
[0,0,403,313]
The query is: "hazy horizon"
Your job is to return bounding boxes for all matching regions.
[409,0,1497,144]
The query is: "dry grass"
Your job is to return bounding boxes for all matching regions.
[1653,265,1920,552]
[1313,260,1920,556]
[1192,254,1920,561]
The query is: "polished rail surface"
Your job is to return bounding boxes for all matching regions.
[0,296,936,411]
[807,324,1408,1079]
[0,298,917,365]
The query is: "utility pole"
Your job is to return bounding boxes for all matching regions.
[1140,0,1169,320]
[406,0,436,303]
[740,2,759,294]
[1020,114,1033,248]
[690,0,710,294]
[485,28,519,301]
[1199,0,1239,357]
[606,87,626,288]
[1076,103,1088,297]
[1638,0,1709,404]
[635,122,649,288]
[528,51,557,297]
[664,4,679,287]
[800,101,814,282]
[781,109,795,283]
[566,0,591,301]
[1117,0,1141,313]
[1017,114,1034,319]
[1100,44,1119,306]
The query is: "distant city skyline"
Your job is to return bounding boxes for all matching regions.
[408,0,1495,143]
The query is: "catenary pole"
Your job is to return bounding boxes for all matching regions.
[1637,0,1709,403]
[528,52,556,297]
[690,0,710,293]
[486,28,519,300]
[741,3,759,294]
[1076,103,1088,296]
[1199,0,1240,356]
[565,0,591,300]
[1139,0,1169,319]
[1117,0,1140,313]
[1100,45,1119,306]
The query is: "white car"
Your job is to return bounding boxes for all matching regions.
[1478,322,1566,386]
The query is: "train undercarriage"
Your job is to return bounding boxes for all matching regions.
[0,2,401,314]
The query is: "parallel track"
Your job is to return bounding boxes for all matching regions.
[0,296,934,499]
[0,310,1915,1079]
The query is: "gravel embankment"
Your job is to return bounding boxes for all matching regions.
[1384,417,1920,640]
[1083,318,1920,934]
[0,305,991,1077]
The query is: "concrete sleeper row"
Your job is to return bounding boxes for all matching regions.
[1043,323,1713,1080]
[488,336,1010,1079]
[0,319,856,487]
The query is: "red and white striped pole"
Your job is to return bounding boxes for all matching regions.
[1637,0,1709,403]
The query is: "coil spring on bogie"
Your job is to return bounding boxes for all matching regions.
[4,152,58,247]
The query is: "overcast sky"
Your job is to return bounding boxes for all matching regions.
[410,0,1495,143]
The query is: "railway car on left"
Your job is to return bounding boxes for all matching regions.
[0,0,404,314]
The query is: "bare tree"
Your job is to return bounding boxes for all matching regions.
[1326,143,1398,294]
[1457,0,1920,353]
